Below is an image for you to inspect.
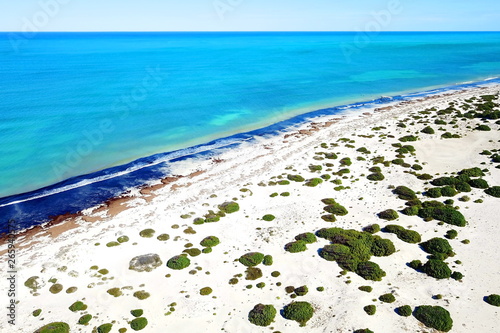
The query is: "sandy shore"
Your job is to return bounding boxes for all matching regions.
[2,84,500,332]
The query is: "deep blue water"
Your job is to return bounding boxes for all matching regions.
[1,32,500,233]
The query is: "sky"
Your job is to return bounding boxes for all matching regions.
[0,0,499,32]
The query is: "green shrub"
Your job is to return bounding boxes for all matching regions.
[354,329,374,333]
[69,301,87,312]
[139,229,155,238]
[305,178,323,187]
[130,318,148,331]
[377,209,399,221]
[157,233,170,241]
[200,287,213,295]
[133,291,150,300]
[340,157,352,166]
[183,248,202,257]
[363,305,376,315]
[370,237,396,256]
[421,126,435,134]
[392,158,404,165]
[413,305,453,332]
[475,124,491,131]
[425,187,442,198]
[294,286,309,296]
[356,261,386,281]
[451,271,463,280]
[468,178,489,189]
[35,322,70,333]
[271,271,281,277]
[321,214,337,222]
[459,167,484,177]
[248,304,277,327]
[49,283,63,294]
[485,186,500,198]
[409,260,422,270]
[379,293,396,303]
[393,186,417,200]
[363,224,380,234]
[33,309,42,317]
[245,267,263,280]
[130,309,143,317]
[397,305,412,317]
[441,186,458,197]
[309,165,322,172]
[262,214,275,221]
[285,241,307,253]
[263,255,273,266]
[200,236,220,247]
[324,203,348,216]
[418,207,466,227]
[166,255,191,270]
[202,247,212,254]
[485,294,500,306]
[78,314,92,325]
[420,237,454,258]
[287,174,305,182]
[401,205,420,216]
[358,286,372,293]
[399,135,418,142]
[455,182,472,192]
[219,201,239,213]
[239,252,265,266]
[107,288,123,297]
[422,259,452,279]
[431,177,458,186]
[445,230,458,239]
[97,324,113,333]
[282,301,314,326]
[383,225,421,243]
[367,173,385,181]
[295,232,317,244]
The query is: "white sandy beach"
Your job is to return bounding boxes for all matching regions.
[2,84,500,333]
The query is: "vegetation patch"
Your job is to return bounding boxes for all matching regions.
[139,229,155,238]
[245,267,263,280]
[287,174,305,182]
[295,232,317,244]
[377,209,399,221]
[396,305,412,317]
[485,294,500,306]
[413,305,453,332]
[133,291,150,300]
[200,287,213,295]
[418,206,467,227]
[305,178,323,187]
[393,186,417,200]
[49,283,63,294]
[378,293,396,303]
[200,236,220,247]
[131,309,144,317]
[248,304,277,327]
[130,317,148,331]
[485,186,500,198]
[420,237,454,259]
[166,255,191,270]
[69,301,87,312]
[239,252,265,267]
[219,201,240,213]
[263,255,273,266]
[285,240,308,253]
[324,203,348,216]
[34,322,70,333]
[421,259,452,279]
[97,324,113,333]
[282,301,314,327]
[382,225,421,243]
[363,305,376,315]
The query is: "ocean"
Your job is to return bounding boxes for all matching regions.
[1,31,500,233]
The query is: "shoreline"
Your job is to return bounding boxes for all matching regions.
[1,82,500,332]
[1,77,500,236]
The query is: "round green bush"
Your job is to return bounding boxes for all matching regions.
[239,252,265,266]
[157,233,170,241]
[393,186,417,200]
[200,236,220,247]
[282,301,314,326]
[219,201,240,213]
[363,305,376,315]
[441,186,458,197]
[358,286,372,293]
[485,294,500,306]
[377,209,399,221]
[455,182,472,192]
[354,329,374,333]
[97,324,113,333]
[78,314,92,325]
[485,186,500,198]
[117,235,129,243]
[130,317,148,331]
[271,271,281,277]
[475,124,491,131]
[451,271,464,280]
[356,261,386,281]
[248,304,277,327]
[367,173,385,181]
[324,203,348,216]
[295,232,317,244]
[363,224,380,234]
[413,305,453,332]
[33,309,42,317]
[245,267,263,280]
[378,293,396,303]
[166,255,191,270]
[49,283,63,294]
[459,167,484,177]
[422,259,452,279]
[285,240,307,253]
[263,255,273,266]
[418,207,466,227]
[401,206,419,216]
[34,322,70,333]
[200,287,213,295]
[420,237,454,258]
[262,214,275,221]
[139,229,155,238]
[133,291,150,300]
[294,286,308,296]
[69,301,87,312]
[426,188,442,198]
[397,305,412,317]
[130,309,143,317]
[421,126,435,134]
[383,225,421,244]
[287,174,305,182]
[445,230,458,239]
[305,178,323,187]
[370,237,396,256]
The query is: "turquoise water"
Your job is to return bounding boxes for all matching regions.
[1,32,500,201]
